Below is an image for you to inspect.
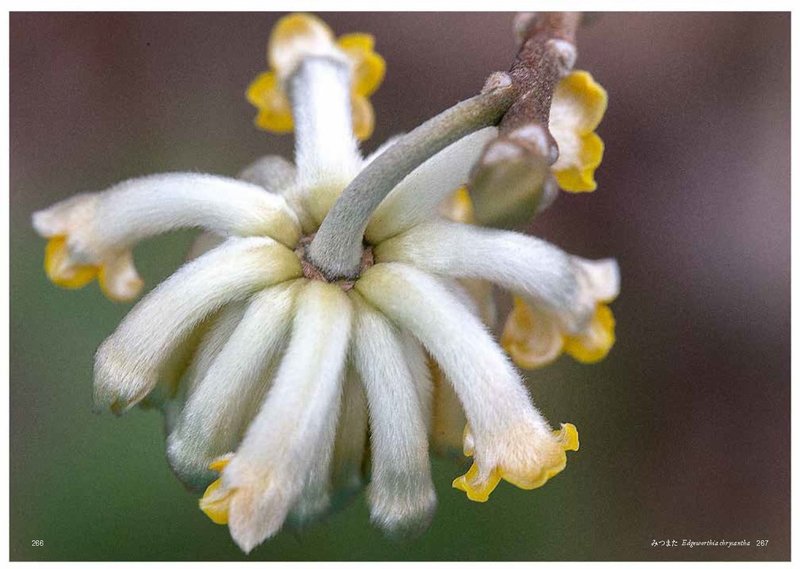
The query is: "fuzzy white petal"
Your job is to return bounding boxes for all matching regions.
[236,155,317,234]
[351,293,436,535]
[221,281,352,553]
[356,263,556,489]
[290,58,362,225]
[93,237,302,412]
[32,174,302,264]
[364,127,497,244]
[167,282,301,488]
[376,221,585,318]
[159,302,248,440]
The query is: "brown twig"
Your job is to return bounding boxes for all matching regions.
[470,12,582,227]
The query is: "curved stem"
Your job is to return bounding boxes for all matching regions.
[307,86,516,279]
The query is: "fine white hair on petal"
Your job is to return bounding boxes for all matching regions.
[160,302,247,443]
[356,263,553,486]
[93,237,302,414]
[237,155,297,193]
[329,365,369,505]
[222,281,352,553]
[32,173,302,262]
[351,293,436,536]
[364,127,498,244]
[31,192,95,238]
[375,221,583,317]
[167,281,301,489]
[290,58,362,225]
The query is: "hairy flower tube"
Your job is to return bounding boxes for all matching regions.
[32,13,619,553]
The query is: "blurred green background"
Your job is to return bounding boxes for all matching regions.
[10,12,789,561]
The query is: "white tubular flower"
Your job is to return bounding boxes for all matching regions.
[199,281,352,553]
[34,12,619,554]
[32,173,301,301]
[167,281,301,489]
[93,237,302,414]
[501,256,620,369]
[356,264,578,502]
[351,293,436,535]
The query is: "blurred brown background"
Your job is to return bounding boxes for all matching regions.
[10,12,790,561]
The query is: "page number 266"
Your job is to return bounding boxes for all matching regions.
[31,539,44,547]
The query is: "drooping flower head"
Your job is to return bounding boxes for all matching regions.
[32,13,618,553]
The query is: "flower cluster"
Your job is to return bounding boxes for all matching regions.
[32,13,618,553]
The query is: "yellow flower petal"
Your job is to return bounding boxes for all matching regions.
[199,455,235,525]
[199,479,233,525]
[452,462,502,503]
[337,33,386,97]
[246,71,293,133]
[553,131,604,192]
[501,296,564,369]
[502,424,579,491]
[550,70,607,193]
[209,455,233,473]
[351,94,375,141]
[44,236,98,289]
[336,32,374,53]
[559,422,580,452]
[453,423,579,502]
[553,71,607,134]
[563,304,615,363]
[268,13,335,74]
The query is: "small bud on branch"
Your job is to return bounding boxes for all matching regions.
[470,12,582,227]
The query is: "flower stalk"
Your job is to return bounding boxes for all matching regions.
[309,11,584,278]
[307,85,516,279]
